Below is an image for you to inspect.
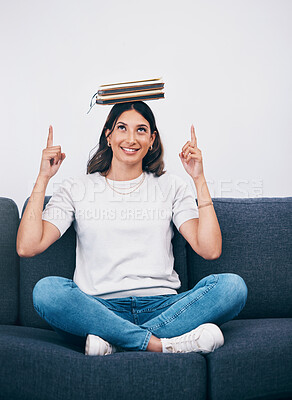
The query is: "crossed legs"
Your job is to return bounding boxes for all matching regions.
[33,273,248,352]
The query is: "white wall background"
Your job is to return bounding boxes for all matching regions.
[1,0,291,212]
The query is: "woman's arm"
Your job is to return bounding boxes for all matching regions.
[179,176,222,260]
[16,175,62,257]
[178,125,222,260]
[16,126,66,257]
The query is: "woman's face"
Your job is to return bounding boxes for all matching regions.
[106,109,156,167]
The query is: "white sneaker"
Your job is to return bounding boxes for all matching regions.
[160,323,224,354]
[85,334,118,356]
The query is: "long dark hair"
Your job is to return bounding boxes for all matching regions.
[86,101,166,177]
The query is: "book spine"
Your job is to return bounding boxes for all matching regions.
[98,83,164,96]
[96,93,164,105]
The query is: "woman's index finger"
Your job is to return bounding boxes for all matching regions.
[47,125,53,147]
[191,124,197,147]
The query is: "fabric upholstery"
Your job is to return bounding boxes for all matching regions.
[0,325,207,400]
[0,197,19,325]
[187,197,292,319]
[207,318,292,400]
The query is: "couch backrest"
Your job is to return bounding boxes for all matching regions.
[19,196,189,329]
[187,197,292,319]
[0,197,19,325]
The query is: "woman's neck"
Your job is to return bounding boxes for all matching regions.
[105,161,143,181]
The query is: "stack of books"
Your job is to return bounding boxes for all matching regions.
[95,77,165,105]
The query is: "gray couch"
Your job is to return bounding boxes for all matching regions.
[0,195,291,400]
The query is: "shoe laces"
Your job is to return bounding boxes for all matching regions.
[104,342,113,355]
[105,342,118,355]
[166,328,210,353]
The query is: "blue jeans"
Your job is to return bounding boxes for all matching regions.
[33,273,248,352]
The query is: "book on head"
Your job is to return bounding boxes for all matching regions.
[87,77,165,112]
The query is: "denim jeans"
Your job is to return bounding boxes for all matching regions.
[33,273,248,352]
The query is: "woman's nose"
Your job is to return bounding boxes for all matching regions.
[126,131,137,143]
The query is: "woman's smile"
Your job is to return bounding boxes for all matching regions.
[120,146,141,155]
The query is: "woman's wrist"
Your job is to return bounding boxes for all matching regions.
[192,173,207,185]
[192,174,208,194]
[35,174,50,191]
[192,174,213,206]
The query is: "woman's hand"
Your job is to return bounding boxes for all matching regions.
[38,125,66,180]
[179,125,204,181]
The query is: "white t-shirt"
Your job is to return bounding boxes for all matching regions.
[42,171,199,299]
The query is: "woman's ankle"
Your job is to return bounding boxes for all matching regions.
[146,335,162,352]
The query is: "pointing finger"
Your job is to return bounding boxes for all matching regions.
[47,125,53,148]
[191,125,197,148]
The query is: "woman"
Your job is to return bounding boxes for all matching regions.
[17,101,248,356]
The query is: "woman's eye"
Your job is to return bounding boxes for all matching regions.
[117,125,146,133]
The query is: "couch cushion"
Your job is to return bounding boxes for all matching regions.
[19,196,189,329]
[0,197,19,325]
[0,325,207,400]
[187,197,292,318]
[206,318,292,400]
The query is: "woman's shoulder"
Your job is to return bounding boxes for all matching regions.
[51,172,105,203]
[149,171,189,187]
[78,171,103,181]
[54,172,105,194]
[64,171,104,185]
[147,171,192,200]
